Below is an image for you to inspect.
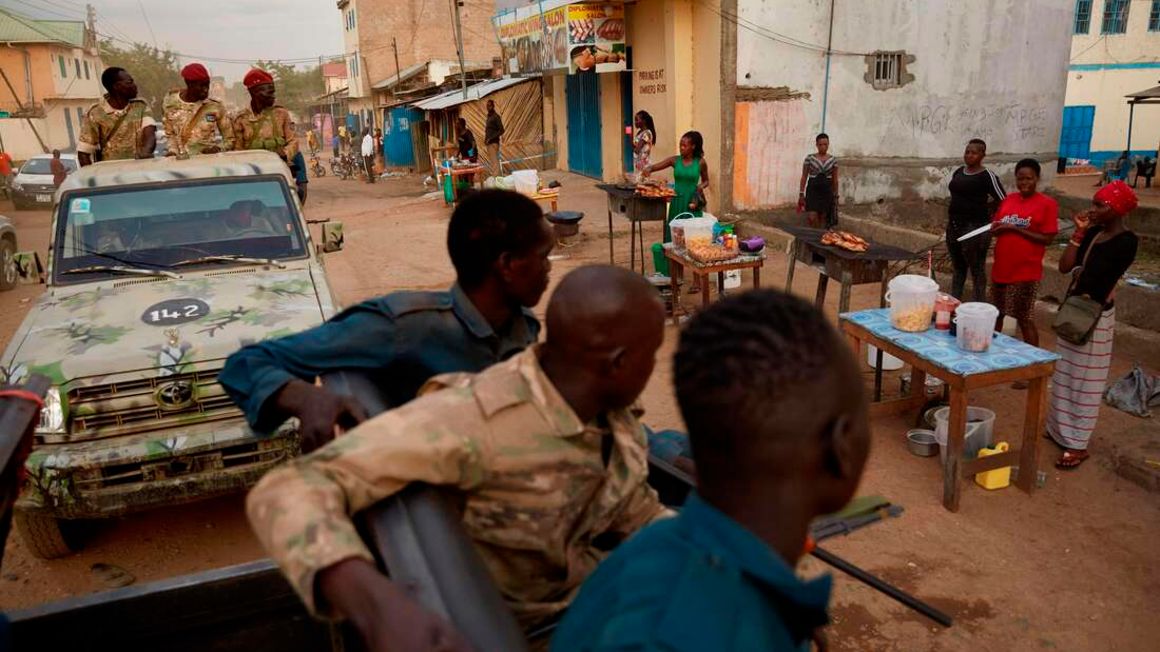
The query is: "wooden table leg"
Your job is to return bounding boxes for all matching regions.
[784,242,797,293]
[551,198,558,212]
[717,271,725,297]
[630,221,637,274]
[753,266,761,289]
[838,269,853,314]
[1015,375,1048,494]
[700,273,711,310]
[607,208,614,265]
[669,259,682,326]
[814,274,829,310]
[638,223,646,275]
[942,389,968,512]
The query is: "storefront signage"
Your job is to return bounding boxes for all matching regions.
[637,68,666,95]
[495,1,626,76]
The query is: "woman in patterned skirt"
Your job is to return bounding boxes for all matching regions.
[798,133,839,228]
[1048,181,1138,469]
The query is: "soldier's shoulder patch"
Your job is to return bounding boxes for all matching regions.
[470,367,529,418]
[381,291,453,317]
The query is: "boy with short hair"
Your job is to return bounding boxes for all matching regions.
[552,289,872,651]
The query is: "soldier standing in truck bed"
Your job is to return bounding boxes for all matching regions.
[231,68,298,163]
[77,67,157,166]
[162,63,235,157]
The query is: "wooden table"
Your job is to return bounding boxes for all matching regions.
[441,164,484,205]
[528,190,559,213]
[840,309,1059,512]
[663,244,764,325]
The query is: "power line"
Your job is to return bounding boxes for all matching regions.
[695,0,870,57]
[10,0,83,21]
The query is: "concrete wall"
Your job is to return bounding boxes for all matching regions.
[340,0,367,99]
[732,0,1072,211]
[1066,0,1160,162]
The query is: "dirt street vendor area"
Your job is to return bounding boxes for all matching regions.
[0,168,1157,651]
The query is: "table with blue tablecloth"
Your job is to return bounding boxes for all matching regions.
[840,309,1060,512]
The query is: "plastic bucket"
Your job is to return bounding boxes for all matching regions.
[886,275,939,332]
[954,302,1000,352]
[866,344,904,371]
[669,215,717,252]
[932,406,996,464]
[512,169,538,195]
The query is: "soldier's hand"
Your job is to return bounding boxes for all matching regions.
[274,380,367,453]
[319,559,476,652]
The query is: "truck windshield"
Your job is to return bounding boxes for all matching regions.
[54,177,308,284]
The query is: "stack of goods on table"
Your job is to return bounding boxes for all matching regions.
[820,230,869,253]
[687,222,742,264]
[635,178,676,199]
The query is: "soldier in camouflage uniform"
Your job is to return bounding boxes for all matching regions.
[161,63,234,157]
[246,266,670,650]
[232,68,298,163]
[77,67,157,166]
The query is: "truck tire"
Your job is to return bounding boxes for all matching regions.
[14,511,76,559]
[0,237,17,291]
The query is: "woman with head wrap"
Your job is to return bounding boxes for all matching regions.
[1048,180,1139,469]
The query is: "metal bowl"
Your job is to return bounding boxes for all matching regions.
[907,429,939,457]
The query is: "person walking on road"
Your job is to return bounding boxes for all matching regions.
[77,67,157,166]
[162,63,234,157]
[1047,181,1138,470]
[49,150,68,188]
[484,99,505,176]
[232,69,297,164]
[946,139,1006,301]
[360,128,376,183]
[798,133,839,228]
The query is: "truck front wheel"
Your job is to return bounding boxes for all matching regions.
[15,511,78,559]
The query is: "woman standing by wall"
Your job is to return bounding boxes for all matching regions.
[946,139,1006,301]
[632,110,655,178]
[798,133,839,228]
[643,130,710,243]
[1048,181,1138,469]
[989,158,1058,349]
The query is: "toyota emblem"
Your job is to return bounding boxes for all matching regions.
[155,381,195,411]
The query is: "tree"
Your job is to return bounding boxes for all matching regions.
[97,39,182,119]
[252,60,323,119]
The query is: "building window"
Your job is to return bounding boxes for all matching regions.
[1150,0,1160,31]
[84,60,90,79]
[74,59,81,77]
[58,54,67,77]
[865,51,914,90]
[351,8,356,29]
[1074,0,1093,33]
[77,107,84,128]
[1101,0,1130,34]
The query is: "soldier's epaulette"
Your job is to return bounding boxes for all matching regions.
[470,367,530,417]
[380,291,453,317]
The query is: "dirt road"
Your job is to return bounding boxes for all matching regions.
[1,170,1158,650]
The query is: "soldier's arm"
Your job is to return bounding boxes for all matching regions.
[137,104,158,159]
[218,105,237,152]
[245,396,487,617]
[77,107,98,166]
[219,300,403,433]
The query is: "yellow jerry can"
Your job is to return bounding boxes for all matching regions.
[974,442,1011,490]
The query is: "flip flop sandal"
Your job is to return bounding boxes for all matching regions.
[1055,449,1089,470]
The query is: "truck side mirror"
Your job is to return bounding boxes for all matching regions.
[14,252,45,284]
[321,222,344,253]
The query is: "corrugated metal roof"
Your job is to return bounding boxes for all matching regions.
[0,9,85,47]
[413,77,536,111]
[371,62,428,91]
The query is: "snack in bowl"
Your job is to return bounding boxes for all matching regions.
[891,306,934,332]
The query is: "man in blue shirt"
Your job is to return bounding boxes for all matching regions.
[552,289,871,651]
[220,189,554,452]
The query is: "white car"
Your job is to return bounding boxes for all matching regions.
[11,153,78,210]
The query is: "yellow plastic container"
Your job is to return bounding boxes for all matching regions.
[974,442,1011,490]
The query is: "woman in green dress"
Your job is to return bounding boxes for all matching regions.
[643,131,710,242]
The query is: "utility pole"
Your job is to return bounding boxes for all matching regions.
[85,4,96,50]
[392,37,401,87]
[451,0,468,97]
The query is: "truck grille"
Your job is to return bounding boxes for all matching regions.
[62,369,243,441]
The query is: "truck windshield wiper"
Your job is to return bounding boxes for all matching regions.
[170,254,287,269]
[62,265,181,279]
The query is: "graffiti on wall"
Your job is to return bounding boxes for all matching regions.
[891,103,1050,142]
[733,100,811,210]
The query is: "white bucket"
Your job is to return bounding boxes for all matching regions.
[866,344,904,371]
[954,302,1000,353]
[886,275,939,332]
[932,406,996,464]
[512,169,538,195]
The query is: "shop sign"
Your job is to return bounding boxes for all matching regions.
[495,1,626,76]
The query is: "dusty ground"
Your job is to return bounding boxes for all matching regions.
[1,168,1158,651]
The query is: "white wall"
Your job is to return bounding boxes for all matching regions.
[733,0,1073,209]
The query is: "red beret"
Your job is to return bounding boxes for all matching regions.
[243,68,274,89]
[181,63,210,82]
[1094,180,1138,216]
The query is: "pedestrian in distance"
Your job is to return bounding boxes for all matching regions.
[946,139,1006,301]
[484,98,505,177]
[798,133,839,229]
[221,189,555,452]
[245,265,669,650]
[77,67,157,166]
[989,158,1059,352]
[553,288,871,652]
[49,150,68,188]
[292,149,308,204]
[361,127,376,184]
[1048,180,1138,470]
[162,63,234,157]
[632,110,656,178]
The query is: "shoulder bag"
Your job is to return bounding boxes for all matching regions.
[1051,235,1103,345]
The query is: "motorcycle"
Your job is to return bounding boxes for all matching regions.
[310,154,326,178]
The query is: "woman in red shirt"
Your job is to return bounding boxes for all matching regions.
[989,159,1058,348]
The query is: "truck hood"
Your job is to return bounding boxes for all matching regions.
[2,267,328,386]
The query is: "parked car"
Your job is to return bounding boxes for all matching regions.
[0,214,18,291]
[10,153,78,210]
[1,150,346,558]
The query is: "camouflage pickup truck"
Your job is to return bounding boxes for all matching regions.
[1,151,345,558]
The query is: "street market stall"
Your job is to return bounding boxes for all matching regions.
[841,309,1059,512]
[781,225,918,314]
[663,244,764,324]
[595,182,668,274]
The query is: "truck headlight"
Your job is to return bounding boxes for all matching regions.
[36,387,66,435]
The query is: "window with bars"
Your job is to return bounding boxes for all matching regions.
[1074,0,1093,34]
[871,52,904,89]
[1101,0,1130,34]
[1150,0,1160,31]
